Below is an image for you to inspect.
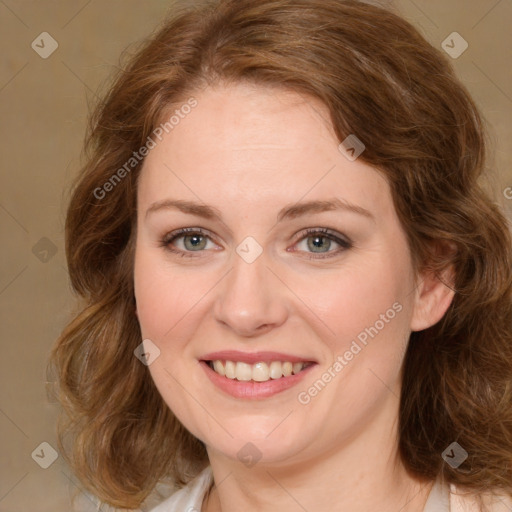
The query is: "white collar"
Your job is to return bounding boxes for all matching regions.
[423,476,451,512]
[151,467,452,512]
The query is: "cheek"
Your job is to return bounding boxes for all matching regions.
[134,248,196,341]
[133,250,207,432]
[292,253,412,350]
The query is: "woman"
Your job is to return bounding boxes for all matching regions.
[48,1,512,511]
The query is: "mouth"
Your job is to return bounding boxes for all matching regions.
[199,351,317,399]
[205,359,315,382]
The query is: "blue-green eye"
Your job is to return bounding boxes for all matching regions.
[292,228,352,259]
[161,227,352,259]
[161,228,214,256]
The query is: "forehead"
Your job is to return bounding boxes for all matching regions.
[157,83,336,162]
[137,82,391,218]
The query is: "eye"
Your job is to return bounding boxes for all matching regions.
[160,227,352,259]
[161,228,217,257]
[291,228,352,259]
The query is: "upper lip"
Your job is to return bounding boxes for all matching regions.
[200,350,317,364]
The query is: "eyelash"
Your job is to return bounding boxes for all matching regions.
[160,227,353,260]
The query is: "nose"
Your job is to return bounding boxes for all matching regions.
[213,247,289,338]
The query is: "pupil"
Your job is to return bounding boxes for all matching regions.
[185,235,204,250]
[310,236,329,252]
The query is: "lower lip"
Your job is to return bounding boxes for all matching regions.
[199,361,317,399]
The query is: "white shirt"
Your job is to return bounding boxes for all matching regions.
[149,466,512,512]
[149,466,213,512]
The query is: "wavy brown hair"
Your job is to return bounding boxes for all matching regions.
[48,0,512,509]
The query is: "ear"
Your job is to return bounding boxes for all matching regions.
[410,242,457,332]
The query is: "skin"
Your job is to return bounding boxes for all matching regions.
[133,81,455,512]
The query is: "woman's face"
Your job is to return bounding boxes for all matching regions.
[133,82,436,467]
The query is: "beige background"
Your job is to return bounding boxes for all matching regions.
[1,1,511,511]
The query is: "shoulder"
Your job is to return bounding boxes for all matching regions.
[149,466,213,512]
[450,483,512,512]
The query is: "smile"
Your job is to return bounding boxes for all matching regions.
[207,360,314,382]
[199,351,318,399]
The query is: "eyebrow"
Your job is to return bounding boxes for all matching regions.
[145,197,375,223]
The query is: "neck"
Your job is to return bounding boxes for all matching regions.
[202,396,434,512]
[203,460,433,512]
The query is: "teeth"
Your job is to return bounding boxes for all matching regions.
[236,362,252,381]
[293,362,303,374]
[252,362,269,382]
[225,360,236,379]
[213,360,225,376]
[209,360,309,382]
[269,361,282,379]
[282,361,293,377]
